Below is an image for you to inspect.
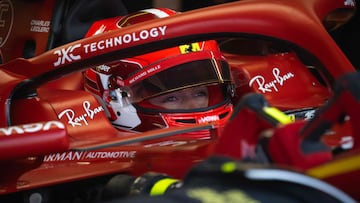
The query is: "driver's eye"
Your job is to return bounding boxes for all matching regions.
[162,95,178,103]
[194,90,208,97]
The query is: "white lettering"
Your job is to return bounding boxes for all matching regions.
[96,64,111,72]
[82,26,167,54]
[123,34,131,43]
[114,36,122,46]
[129,71,147,84]
[97,40,105,50]
[304,110,316,120]
[149,27,159,37]
[30,26,50,33]
[53,44,82,66]
[0,121,65,136]
[105,38,113,47]
[0,126,24,135]
[58,101,104,127]
[249,67,295,93]
[158,26,167,35]
[30,20,50,26]
[199,115,219,123]
[90,42,96,52]
[44,151,84,161]
[30,20,50,33]
[43,151,136,162]
[132,32,139,42]
[22,123,43,133]
[85,151,136,159]
[139,30,149,39]
[43,121,65,130]
[146,65,161,74]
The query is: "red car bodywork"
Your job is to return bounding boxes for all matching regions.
[0,0,359,201]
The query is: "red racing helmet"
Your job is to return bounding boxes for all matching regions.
[84,8,234,135]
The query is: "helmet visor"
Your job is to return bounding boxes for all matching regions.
[127,57,231,103]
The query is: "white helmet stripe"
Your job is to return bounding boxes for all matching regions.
[141,8,171,18]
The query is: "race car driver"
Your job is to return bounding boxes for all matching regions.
[84,8,234,136]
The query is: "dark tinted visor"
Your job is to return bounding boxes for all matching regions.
[128,59,231,103]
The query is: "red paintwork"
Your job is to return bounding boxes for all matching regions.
[226,52,332,110]
[0,120,69,160]
[311,149,360,201]
[0,0,359,201]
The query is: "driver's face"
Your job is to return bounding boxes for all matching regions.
[148,86,209,110]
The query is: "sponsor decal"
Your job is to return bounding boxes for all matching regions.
[96,64,111,72]
[30,19,50,33]
[128,64,161,84]
[249,67,295,93]
[0,0,13,47]
[43,150,136,162]
[83,26,167,53]
[304,110,316,120]
[179,42,201,54]
[198,115,219,124]
[288,109,316,121]
[53,44,82,66]
[58,100,104,127]
[0,121,65,136]
[53,26,167,67]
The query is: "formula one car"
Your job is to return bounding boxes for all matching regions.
[0,0,359,202]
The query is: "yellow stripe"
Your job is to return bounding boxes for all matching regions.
[306,154,360,179]
[263,107,292,124]
[150,178,179,196]
[221,162,237,173]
